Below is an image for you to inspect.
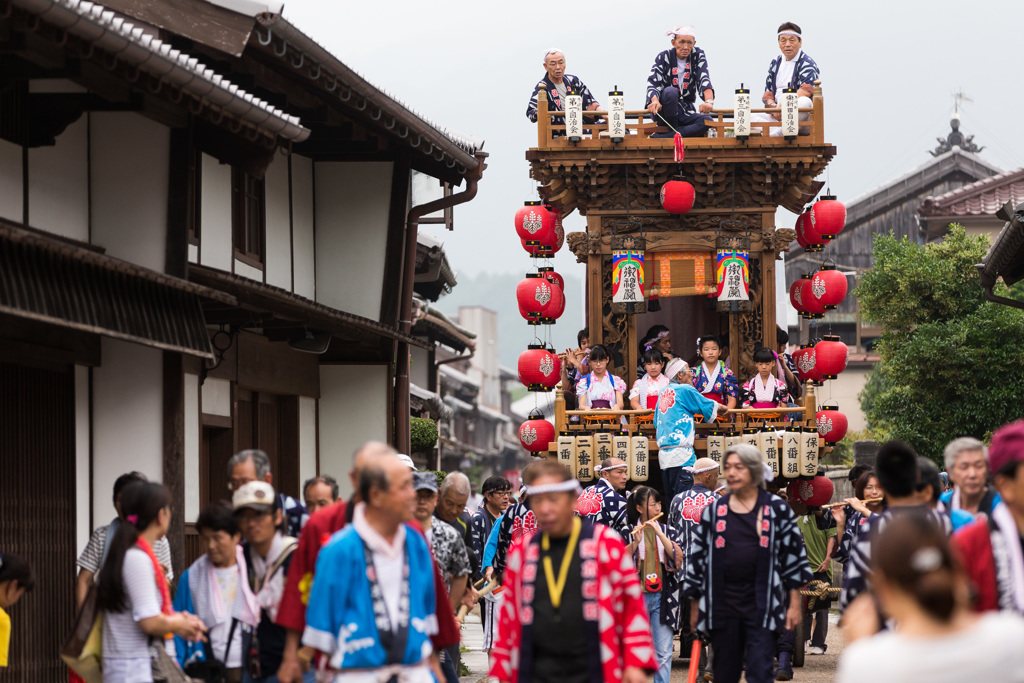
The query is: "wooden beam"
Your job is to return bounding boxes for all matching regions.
[586,217,603,345]
[380,151,411,325]
[162,351,185,581]
[761,213,777,351]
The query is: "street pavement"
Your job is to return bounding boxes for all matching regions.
[459,610,844,683]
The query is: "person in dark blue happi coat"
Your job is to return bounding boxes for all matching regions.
[683,445,811,683]
[751,22,821,137]
[645,26,715,138]
[526,48,601,124]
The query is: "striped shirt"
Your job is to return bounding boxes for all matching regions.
[102,547,174,663]
[78,521,174,582]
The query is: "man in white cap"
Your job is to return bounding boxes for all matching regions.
[657,358,728,499]
[526,48,601,124]
[750,21,820,136]
[574,456,631,539]
[645,26,715,137]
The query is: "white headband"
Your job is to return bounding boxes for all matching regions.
[543,47,564,61]
[683,463,720,474]
[596,463,628,473]
[665,358,689,379]
[527,480,583,496]
[667,26,696,39]
[778,30,801,38]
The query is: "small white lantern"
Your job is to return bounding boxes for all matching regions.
[799,426,819,477]
[565,91,583,142]
[557,432,577,475]
[629,435,649,482]
[758,427,780,479]
[782,429,800,479]
[733,86,751,139]
[780,87,799,139]
[706,432,726,475]
[608,88,626,143]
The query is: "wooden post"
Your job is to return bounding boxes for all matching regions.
[537,84,550,148]
[804,382,818,423]
[761,248,777,351]
[587,219,604,346]
[812,80,824,144]
[554,387,566,435]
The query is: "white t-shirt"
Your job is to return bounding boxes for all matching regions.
[773,50,802,99]
[102,547,174,681]
[836,612,1024,683]
[209,566,243,668]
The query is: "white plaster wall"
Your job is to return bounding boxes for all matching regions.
[314,162,393,320]
[292,155,315,300]
[319,365,387,498]
[28,116,88,241]
[184,373,200,522]
[201,377,232,417]
[265,153,292,290]
[823,367,871,433]
[90,113,168,271]
[0,139,21,226]
[299,396,317,488]
[75,365,92,557]
[200,154,233,272]
[410,346,430,389]
[188,243,198,264]
[234,258,263,282]
[91,339,164,524]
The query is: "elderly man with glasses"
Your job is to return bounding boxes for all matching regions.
[526,48,601,124]
[645,26,715,138]
[470,476,513,654]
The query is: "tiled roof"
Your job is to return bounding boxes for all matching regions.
[920,167,1024,217]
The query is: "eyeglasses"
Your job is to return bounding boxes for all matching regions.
[486,490,512,497]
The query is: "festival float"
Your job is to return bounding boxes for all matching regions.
[519,79,842,489]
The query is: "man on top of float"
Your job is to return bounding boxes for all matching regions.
[526,48,601,123]
[645,26,715,138]
[750,22,820,136]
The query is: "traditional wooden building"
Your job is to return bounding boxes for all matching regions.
[0,0,484,678]
[919,166,1024,243]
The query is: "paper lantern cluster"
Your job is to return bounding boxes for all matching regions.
[790,263,848,320]
[795,195,847,253]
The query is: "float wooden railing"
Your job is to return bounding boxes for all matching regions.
[535,80,825,149]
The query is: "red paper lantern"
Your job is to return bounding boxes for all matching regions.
[519,409,554,453]
[660,176,695,215]
[787,475,834,506]
[816,402,849,443]
[795,211,826,252]
[518,344,561,391]
[794,344,821,383]
[539,267,564,292]
[549,206,565,253]
[799,276,825,319]
[810,195,847,240]
[814,335,848,380]
[811,265,848,311]
[516,273,553,323]
[541,281,565,323]
[790,274,811,313]
[515,201,555,244]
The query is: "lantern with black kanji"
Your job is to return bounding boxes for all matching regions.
[515,201,555,244]
[518,344,561,391]
[814,335,848,380]
[516,273,552,324]
[811,264,848,311]
[810,195,847,240]
[787,475,834,507]
[816,402,849,444]
[660,176,695,215]
[519,409,554,453]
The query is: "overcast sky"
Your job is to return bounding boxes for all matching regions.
[283,0,1023,280]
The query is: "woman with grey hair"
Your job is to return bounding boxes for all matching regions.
[682,444,812,683]
[655,357,728,499]
[939,436,1001,520]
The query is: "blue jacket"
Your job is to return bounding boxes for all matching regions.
[654,382,718,468]
[526,73,599,123]
[645,47,714,111]
[762,51,820,102]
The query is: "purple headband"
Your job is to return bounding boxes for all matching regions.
[645,330,671,351]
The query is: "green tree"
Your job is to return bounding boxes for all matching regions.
[856,225,1024,463]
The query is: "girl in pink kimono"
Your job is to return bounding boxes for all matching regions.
[576,344,626,410]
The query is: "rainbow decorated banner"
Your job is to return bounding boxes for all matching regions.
[612,250,644,304]
[716,240,749,304]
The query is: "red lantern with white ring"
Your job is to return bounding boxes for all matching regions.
[515,201,556,244]
[517,273,553,324]
[814,335,848,380]
[660,176,695,215]
[811,264,848,311]
[810,195,847,240]
[518,344,561,391]
[519,408,554,453]
[816,402,849,443]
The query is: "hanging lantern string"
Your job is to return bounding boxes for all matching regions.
[653,112,685,166]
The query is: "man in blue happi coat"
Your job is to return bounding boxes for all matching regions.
[645,26,715,137]
[303,453,439,683]
[526,48,601,123]
[751,22,821,137]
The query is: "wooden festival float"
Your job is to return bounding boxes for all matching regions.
[515,81,853,492]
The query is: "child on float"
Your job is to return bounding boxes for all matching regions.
[741,346,794,409]
[0,552,35,668]
[692,334,739,410]
[575,344,626,410]
[630,348,671,411]
[638,325,674,377]
[625,486,683,683]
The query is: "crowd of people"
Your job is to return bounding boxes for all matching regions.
[4,420,1024,683]
[527,22,820,138]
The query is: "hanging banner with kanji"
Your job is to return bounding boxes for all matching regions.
[716,235,751,312]
[612,250,644,303]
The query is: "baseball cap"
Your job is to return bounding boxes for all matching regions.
[989,421,1024,475]
[413,471,438,493]
[232,481,276,512]
[397,453,418,470]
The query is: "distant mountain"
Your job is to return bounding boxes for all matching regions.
[435,271,585,369]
